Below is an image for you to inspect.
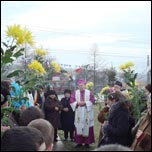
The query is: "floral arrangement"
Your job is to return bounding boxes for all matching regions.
[119,61,135,71]
[28,60,46,76]
[119,61,146,122]
[6,24,34,46]
[86,82,94,90]
[1,24,60,128]
[100,86,110,95]
[35,49,46,56]
[51,61,61,73]
[100,86,114,96]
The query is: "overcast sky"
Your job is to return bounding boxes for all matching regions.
[1,1,151,73]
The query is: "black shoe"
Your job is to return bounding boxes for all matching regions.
[64,138,67,141]
[85,144,90,148]
[75,144,82,148]
[71,139,74,142]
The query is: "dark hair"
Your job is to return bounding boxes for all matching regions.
[124,100,134,115]
[1,80,11,91]
[108,92,119,102]
[1,126,45,151]
[115,90,127,102]
[114,81,122,87]
[94,144,132,151]
[145,84,151,93]
[19,107,44,126]
[28,119,54,148]
[44,90,58,99]
[64,89,71,95]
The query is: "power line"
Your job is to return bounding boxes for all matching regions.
[48,50,146,59]
[2,20,151,44]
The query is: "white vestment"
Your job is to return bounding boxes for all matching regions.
[70,89,94,137]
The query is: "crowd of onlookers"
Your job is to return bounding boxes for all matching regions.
[1,79,151,151]
[97,81,151,151]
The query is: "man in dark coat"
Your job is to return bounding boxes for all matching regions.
[100,92,130,146]
[44,90,62,142]
[60,89,75,141]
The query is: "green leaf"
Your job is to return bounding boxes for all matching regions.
[2,42,8,48]
[22,97,29,101]
[5,49,13,57]
[8,45,16,52]
[134,73,138,80]
[1,48,4,55]
[1,107,14,113]
[2,49,14,64]
[127,82,132,87]
[7,70,24,78]
[13,48,24,58]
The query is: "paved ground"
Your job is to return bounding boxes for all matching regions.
[52,136,68,151]
[52,94,67,151]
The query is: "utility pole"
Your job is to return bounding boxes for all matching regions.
[92,43,97,92]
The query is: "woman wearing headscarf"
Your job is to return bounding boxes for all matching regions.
[44,90,62,142]
[60,89,75,141]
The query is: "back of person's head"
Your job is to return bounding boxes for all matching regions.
[94,144,132,151]
[1,126,46,151]
[124,100,134,115]
[28,119,54,151]
[108,92,120,102]
[1,80,11,91]
[19,106,44,126]
[115,90,127,102]
[145,84,151,93]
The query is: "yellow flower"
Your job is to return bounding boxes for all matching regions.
[16,33,24,45]
[122,90,130,99]
[86,82,94,89]
[100,86,110,95]
[6,24,22,39]
[22,28,34,46]
[129,81,139,86]
[51,61,61,73]
[6,24,34,46]
[36,49,46,56]
[129,94,134,100]
[127,91,134,100]
[120,61,135,71]
[135,82,139,86]
[28,60,46,75]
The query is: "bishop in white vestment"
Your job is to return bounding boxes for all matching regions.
[70,79,95,147]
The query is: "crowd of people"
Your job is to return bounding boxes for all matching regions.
[1,78,151,151]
